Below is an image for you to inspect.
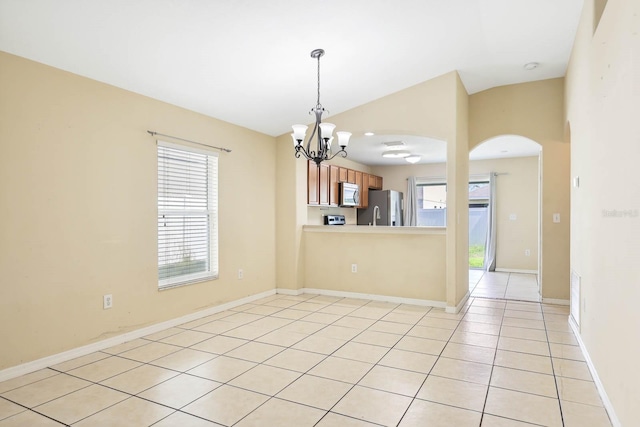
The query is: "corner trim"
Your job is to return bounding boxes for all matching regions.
[446,291,470,314]
[0,289,276,383]
[569,317,621,427]
[542,298,570,306]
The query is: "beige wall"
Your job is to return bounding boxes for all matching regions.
[0,52,277,369]
[303,230,446,301]
[469,78,570,300]
[565,0,640,424]
[373,156,539,272]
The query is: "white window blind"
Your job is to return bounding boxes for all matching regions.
[157,141,218,289]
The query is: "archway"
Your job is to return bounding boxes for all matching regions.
[467,135,542,301]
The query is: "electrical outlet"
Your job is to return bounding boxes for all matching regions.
[525,249,531,256]
[351,264,357,273]
[103,294,113,309]
[238,269,244,280]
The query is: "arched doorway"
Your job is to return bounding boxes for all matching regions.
[467,135,542,302]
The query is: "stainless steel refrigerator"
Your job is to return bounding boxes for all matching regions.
[357,190,404,226]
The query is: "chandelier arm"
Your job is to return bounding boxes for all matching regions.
[295,145,317,162]
[305,121,318,155]
[327,149,348,161]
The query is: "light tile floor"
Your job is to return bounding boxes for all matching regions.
[470,271,541,302]
[0,294,612,426]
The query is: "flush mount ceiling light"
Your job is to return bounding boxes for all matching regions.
[364,132,375,136]
[523,62,539,70]
[405,155,421,163]
[382,150,411,158]
[291,49,351,166]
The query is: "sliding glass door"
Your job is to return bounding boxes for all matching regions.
[469,181,489,269]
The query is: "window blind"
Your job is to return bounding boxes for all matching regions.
[157,141,218,288]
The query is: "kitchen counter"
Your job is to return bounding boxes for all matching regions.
[303,225,446,235]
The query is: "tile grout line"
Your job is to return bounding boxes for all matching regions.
[541,304,566,427]
[474,295,506,427]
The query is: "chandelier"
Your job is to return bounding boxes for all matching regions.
[292,49,351,166]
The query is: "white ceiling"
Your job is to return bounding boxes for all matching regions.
[0,0,582,162]
[470,134,541,160]
[345,133,540,166]
[347,134,448,166]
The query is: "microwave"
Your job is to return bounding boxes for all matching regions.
[339,182,360,207]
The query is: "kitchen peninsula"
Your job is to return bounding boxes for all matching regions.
[302,225,447,306]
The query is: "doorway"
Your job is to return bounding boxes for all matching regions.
[467,135,542,302]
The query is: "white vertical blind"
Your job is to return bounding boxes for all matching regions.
[157,141,218,288]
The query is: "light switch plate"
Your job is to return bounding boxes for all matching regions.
[509,214,517,221]
[553,213,560,223]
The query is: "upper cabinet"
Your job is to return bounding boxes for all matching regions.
[307,161,319,205]
[329,165,340,206]
[308,161,330,206]
[308,162,383,208]
[347,169,356,184]
[319,163,329,205]
[360,174,369,208]
[369,175,383,190]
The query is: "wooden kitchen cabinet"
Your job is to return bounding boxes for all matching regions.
[307,161,319,205]
[308,162,382,207]
[339,167,347,183]
[360,174,369,208]
[369,175,383,190]
[319,163,329,205]
[329,165,340,206]
[308,161,330,205]
[347,169,356,184]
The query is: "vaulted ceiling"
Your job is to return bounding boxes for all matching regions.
[0,0,583,139]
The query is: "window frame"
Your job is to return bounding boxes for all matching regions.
[157,140,219,290]
[415,177,448,227]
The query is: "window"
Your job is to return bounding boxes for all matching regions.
[416,181,447,226]
[157,141,218,289]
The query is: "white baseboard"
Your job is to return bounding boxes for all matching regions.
[447,291,470,314]
[275,288,303,296]
[0,289,276,383]
[495,268,538,274]
[569,317,621,427]
[298,288,446,309]
[542,298,570,306]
